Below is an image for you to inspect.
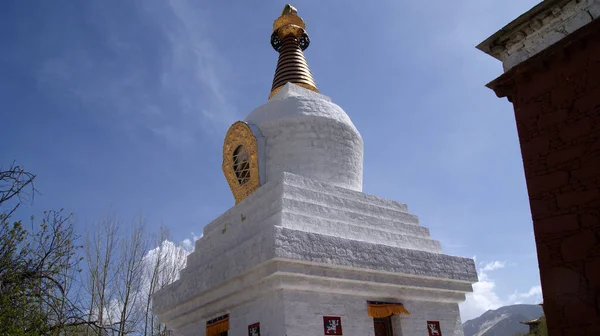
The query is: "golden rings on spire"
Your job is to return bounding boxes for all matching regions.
[268,4,319,99]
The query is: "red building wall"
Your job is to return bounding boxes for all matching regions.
[490,19,600,335]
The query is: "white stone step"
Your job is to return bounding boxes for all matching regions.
[273,227,477,282]
[280,197,419,229]
[178,224,474,306]
[280,212,441,253]
[181,226,274,283]
[282,184,416,223]
[201,176,284,235]
[282,172,409,212]
[280,210,429,238]
[188,213,279,267]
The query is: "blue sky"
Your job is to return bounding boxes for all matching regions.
[1,0,543,321]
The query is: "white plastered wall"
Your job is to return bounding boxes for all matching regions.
[245,83,364,191]
[392,300,464,336]
[281,290,465,336]
[172,290,286,336]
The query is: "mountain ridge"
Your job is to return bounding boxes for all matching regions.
[463,304,543,336]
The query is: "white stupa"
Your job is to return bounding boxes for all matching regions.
[153,5,477,336]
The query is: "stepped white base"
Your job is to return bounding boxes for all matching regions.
[153,173,477,335]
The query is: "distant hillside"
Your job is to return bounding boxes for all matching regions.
[463,304,543,336]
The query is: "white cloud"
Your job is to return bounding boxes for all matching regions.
[481,261,505,272]
[140,233,200,290]
[460,260,542,322]
[460,261,504,322]
[100,232,200,331]
[508,285,542,304]
[180,232,202,253]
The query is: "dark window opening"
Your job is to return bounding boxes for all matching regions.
[374,317,394,336]
[233,145,250,185]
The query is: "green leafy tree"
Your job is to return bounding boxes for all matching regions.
[0,163,100,335]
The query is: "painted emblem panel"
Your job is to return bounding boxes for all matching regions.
[248,322,260,336]
[323,316,342,335]
[427,321,442,336]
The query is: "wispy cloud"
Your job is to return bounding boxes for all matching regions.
[35,0,238,150]
[508,285,542,304]
[481,260,505,272]
[157,0,239,137]
[460,260,543,322]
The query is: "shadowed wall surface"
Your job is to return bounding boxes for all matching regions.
[488,17,600,335]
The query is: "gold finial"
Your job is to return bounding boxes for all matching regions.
[269,5,319,99]
[282,4,297,16]
[272,4,306,40]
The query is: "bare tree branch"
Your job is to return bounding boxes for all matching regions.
[0,162,36,221]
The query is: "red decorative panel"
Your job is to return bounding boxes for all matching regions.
[323,316,342,335]
[427,321,442,336]
[248,322,260,336]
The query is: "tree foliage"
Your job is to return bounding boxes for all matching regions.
[0,164,86,334]
[1,162,188,335]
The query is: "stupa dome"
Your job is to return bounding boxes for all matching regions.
[245,83,363,191]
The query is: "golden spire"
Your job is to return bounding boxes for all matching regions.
[268,4,319,99]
